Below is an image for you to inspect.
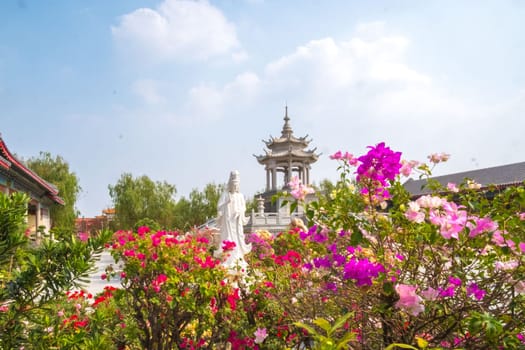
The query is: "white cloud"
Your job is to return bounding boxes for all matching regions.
[112,0,240,62]
[132,79,166,105]
[186,71,260,120]
[189,24,434,125]
[176,21,525,189]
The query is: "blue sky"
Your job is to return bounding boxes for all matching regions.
[1,0,524,217]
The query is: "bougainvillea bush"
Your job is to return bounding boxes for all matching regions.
[104,227,262,350]
[252,142,525,349]
[92,142,525,350]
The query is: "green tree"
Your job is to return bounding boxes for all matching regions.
[108,173,177,230]
[26,152,81,231]
[0,191,111,348]
[174,183,224,231]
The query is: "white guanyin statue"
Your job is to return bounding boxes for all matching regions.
[215,170,251,270]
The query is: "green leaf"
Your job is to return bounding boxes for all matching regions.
[294,321,319,337]
[331,312,353,334]
[336,332,357,349]
[385,344,419,350]
[313,317,331,333]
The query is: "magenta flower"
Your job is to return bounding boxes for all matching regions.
[77,232,89,242]
[137,226,150,237]
[313,256,332,269]
[395,284,424,316]
[439,286,455,298]
[466,283,486,301]
[356,142,402,185]
[448,276,462,286]
[343,257,385,286]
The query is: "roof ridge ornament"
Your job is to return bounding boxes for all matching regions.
[281,105,293,138]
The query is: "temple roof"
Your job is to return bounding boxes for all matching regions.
[404,161,525,196]
[255,107,320,165]
[255,148,319,164]
[0,136,64,205]
[262,107,313,149]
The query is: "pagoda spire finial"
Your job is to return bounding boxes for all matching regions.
[281,104,293,137]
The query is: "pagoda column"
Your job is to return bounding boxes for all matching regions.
[306,166,311,185]
[271,168,277,190]
[266,168,270,191]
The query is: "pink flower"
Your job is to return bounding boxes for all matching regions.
[100,273,107,280]
[77,232,89,242]
[519,212,525,220]
[395,284,424,316]
[491,230,506,247]
[446,182,459,193]
[124,249,136,258]
[421,287,439,301]
[254,328,268,344]
[151,274,168,293]
[519,242,525,253]
[405,202,425,223]
[341,151,359,165]
[400,160,419,177]
[428,153,450,164]
[439,202,467,239]
[0,305,8,312]
[467,216,498,238]
[288,176,315,201]
[495,260,518,271]
[330,150,343,160]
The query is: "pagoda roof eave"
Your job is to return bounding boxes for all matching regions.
[264,136,310,148]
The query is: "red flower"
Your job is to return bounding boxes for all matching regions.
[222,240,236,251]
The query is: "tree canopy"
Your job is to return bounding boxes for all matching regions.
[173,183,224,231]
[108,173,177,230]
[26,151,81,231]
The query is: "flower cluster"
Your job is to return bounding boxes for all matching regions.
[288,176,315,201]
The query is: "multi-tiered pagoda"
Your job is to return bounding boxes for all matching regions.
[250,107,320,222]
[255,107,319,192]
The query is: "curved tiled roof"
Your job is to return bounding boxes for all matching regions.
[403,161,525,196]
[0,137,64,205]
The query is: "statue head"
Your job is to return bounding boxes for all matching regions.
[228,170,240,193]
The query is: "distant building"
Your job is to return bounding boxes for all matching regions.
[75,208,115,234]
[403,161,525,197]
[0,136,64,237]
